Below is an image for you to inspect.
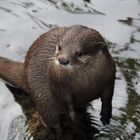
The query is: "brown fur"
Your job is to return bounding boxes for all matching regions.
[0,57,28,92]
[0,25,116,139]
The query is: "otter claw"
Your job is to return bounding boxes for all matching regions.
[100,116,110,125]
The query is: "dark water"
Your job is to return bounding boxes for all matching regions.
[0,0,140,140]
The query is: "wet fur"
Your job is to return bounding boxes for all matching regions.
[0,25,116,139]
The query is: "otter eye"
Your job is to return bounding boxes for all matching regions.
[75,51,83,57]
[58,45,61,51]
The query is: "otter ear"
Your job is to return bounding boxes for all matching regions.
[94,42,106,51]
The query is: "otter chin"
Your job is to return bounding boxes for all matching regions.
[0,25,116,139]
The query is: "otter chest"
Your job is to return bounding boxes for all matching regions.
[69,80,102,104]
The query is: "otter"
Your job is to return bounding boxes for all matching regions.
[0,25,116,139]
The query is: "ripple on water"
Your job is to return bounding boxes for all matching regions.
[0,82,26,140]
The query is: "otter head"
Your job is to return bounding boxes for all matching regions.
[54,25,107,70]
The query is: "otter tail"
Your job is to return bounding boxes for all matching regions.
[0,56,28,92]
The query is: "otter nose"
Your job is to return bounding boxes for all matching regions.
[58,57,70,65]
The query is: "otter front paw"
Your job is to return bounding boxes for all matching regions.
[100,110,111,125]
[100,115,110,125]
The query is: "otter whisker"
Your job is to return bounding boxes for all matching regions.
[47,57,56,60]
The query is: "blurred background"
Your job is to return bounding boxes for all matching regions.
[0,0,140,139]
